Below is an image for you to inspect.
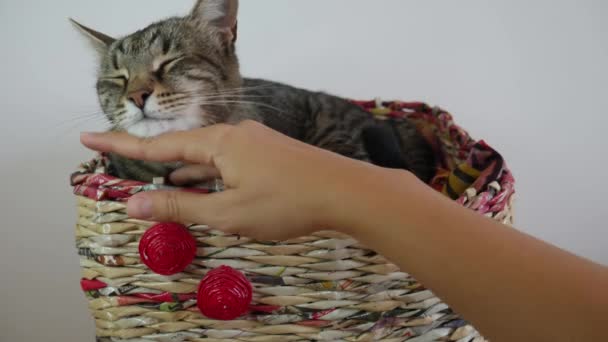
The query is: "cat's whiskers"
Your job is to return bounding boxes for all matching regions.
[56,112,108,127]
[157,95,191,105]
[175,92,273,101]
[178,84,278,97]
[54,112,110,135]
[181,98,285,113]
[195,94,270,102]
[207,83,278,94]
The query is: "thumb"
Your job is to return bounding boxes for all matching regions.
[127,190,231,225]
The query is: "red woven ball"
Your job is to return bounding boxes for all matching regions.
[197,265,253,320]
[138,222,197,276]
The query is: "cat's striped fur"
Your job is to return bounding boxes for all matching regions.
[72,0,435,183]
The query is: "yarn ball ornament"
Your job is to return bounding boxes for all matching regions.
[138,222,197,276]
[197,265,253,320]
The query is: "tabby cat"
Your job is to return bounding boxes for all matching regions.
[72,0,435,184]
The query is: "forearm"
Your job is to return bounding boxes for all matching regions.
[82,126,608,340]
[334,168,608,341]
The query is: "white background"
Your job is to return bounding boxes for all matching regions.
[1,1,606,341]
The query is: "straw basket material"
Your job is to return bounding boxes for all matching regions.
[71,100,515,342]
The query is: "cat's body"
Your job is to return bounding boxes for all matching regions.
[73,0,435,184]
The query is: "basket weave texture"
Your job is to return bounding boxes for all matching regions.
[71,101,515,341]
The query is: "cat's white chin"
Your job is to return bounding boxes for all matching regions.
[127,116,203,138]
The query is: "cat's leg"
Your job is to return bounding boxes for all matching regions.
[311,129,372,162]
[304,95,375,163]
[107,153,181,183]
[305,93,436,182]
[361,120,410,170]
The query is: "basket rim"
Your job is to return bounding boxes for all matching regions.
[71,99,515,216]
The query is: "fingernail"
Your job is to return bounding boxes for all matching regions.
[128,195,154,219]
[80,132,101,142]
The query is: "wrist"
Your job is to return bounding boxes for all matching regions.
[320,162,419,238]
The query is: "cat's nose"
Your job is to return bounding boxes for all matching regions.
[128,89,152,109]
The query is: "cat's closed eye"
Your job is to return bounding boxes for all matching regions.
[98,76,128,87]
[155,56,185,77]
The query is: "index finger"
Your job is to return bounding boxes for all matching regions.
[80,125,232,165]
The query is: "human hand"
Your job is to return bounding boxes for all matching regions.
[80,120,392,240]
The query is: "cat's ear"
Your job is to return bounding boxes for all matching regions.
[190,0,238,43]
[69,18,115,53]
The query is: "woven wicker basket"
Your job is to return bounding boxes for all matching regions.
[71,100,515,342]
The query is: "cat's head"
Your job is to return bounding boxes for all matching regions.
[72,0,241,137]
